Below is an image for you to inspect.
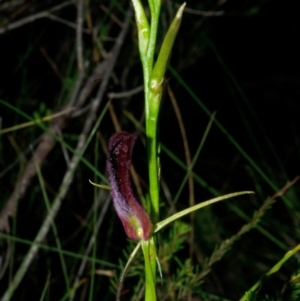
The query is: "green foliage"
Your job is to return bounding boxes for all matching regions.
[158,221,202,300]
[281,261,300,301]
[160,221,191,266]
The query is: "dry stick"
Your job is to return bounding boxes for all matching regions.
[0,88,83,233]
[68,0,85,110]
[0,0,31,27]
[46,14,91,34]
[107,85,143,99]
[0,1,26,11]
[168,85,195,259]
[0,9,107,233]
[40,46,65,82]
[69,191,111,301]
[183,6,224,16]
[161,177,176,214]
[0,126,60,233]
[59,0,84,170]
[0,1,74,34]
[57,129,71,167]
[108,102,121,132]
[100,4,123,28]
[0,65,101,230]
[135,284,146,301]
[65,60,109,118]
[0,127,61,277]
[0,62,100,276]
[197,176,300,281]
[0,7,132,300]
[76,0,85,77]
[75,60,109,109]
[193,0,227,29]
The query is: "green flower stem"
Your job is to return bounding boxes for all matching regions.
[141,238,157,301]
[131,0,161,222]
[131,2,186,300]
[146,119,160,222]
[146,3,186,222]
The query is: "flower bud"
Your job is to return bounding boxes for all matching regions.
[106,132,152,241]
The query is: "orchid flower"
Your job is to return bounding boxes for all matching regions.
[106,131,152,241]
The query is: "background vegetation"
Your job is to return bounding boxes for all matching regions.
[0,0,299,300]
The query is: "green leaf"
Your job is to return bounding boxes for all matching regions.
[150,3,186,95]
[155,191,254,233]
[120,241,142,282]
[131,0,150,56]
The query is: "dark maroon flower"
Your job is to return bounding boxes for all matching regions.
[106,132,152,240]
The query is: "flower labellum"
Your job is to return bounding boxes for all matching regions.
[106,132,152,241]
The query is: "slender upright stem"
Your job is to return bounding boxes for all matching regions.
[131,2,185,301]
[141,238,157,301]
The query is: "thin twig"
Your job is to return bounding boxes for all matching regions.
[161,177,176,214]
[47,14,91,34]
[40,46,65,82]
[0,0,25,11]
[75,60,109,109]
[0,1,74,34]
[57,129,71,167]
[184,6,224,17]
[65,0,86,111]
[0,0,30,27]
[0,128,59,232]
[0,6,132,300]
[189,0,228,30]
[100,4,123,28]
[76,0,85,77]
[107,85,143,99]
[168,85,195,259]
[108,102,121,132]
